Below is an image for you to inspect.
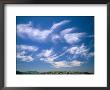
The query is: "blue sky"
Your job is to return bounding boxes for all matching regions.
[16,16,94,73]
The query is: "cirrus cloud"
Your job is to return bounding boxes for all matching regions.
[50,20,70,31]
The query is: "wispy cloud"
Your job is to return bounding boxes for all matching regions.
[60,28,75,36]
[50,20,70,31]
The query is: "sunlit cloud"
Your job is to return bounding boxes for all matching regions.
[64,33,86,44]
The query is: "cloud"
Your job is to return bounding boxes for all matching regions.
[89,52,94,56]
[39,54,84,68]
[64,33,85,44]
[42,49,53,58]
[51,61,69,68]
[60,28,74,36]
[37,49,55,58]
[51,60,84,68]
[50,20,70,31]
[17,45,38,52]
[17,20,86,44]
[37,47,85,68]
[51,34,61,43]
[17,45,38,62]
[37,49,57,63]
[17,51,34,62]
[68,44,88,57]
[17,55,34,62]
[16,20,93,68]
[17,22,51,41]
[31,30,51,40]
[87,52,94,58]
[17,20,70,42]
[70,60,84,67]
[53,49,68,60]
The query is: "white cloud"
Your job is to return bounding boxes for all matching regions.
[31,29,51,40]
[53,49,68,60]
[17,51,34,62]
[37,48,84,68]
[50,20,70,31]
[16,21,93,66]
[87,52,94,58]
[46,57,55,62]
[51,61,69,68]
[17,55,34,62]
[70,60,84,67]
[60,28,75,36]
[17,22,32,38]
[64,33,85,44]
[17,45,38,52]
[37,49,54,58]
[51,34,61,43]
[43,49,53,57]
[68,44,88,56]
[36,43,92,68]
[37,49,57,63]
[89,52,94,56]
[51,60,83,68]
[17,20,70,41]
[17,22,51,41]
[16,45,38,62]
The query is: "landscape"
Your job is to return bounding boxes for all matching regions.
[16,16,94,74]
[16,70,93,74]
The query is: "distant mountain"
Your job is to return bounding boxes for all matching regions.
[16,70,93,74]
[16,71,24,74]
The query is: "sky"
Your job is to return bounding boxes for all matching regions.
[16,16,94,73]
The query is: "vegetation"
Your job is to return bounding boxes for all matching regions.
[16,70,93,74]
